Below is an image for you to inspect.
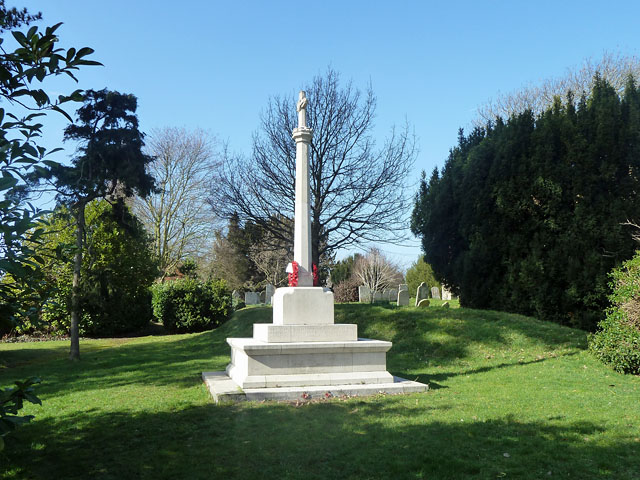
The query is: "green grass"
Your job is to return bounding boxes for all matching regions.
[1,304,639,479]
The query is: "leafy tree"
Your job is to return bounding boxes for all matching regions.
[36,200,157,336]
[41,89,155,360]
[405,256,439,298]
[207,213,261,290]
[131,127,220,278]
[212,67,417,271]
[0,3,99,329]
[0,0,99,448]
[412,75,640,330]
[329,254,361,286]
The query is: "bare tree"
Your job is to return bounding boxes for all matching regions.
[475,51,640,126]
[353,247,402,302]
[210,68,417,269]
[249,243,290,288]
[132,127,219,277]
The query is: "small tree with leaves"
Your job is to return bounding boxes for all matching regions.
[42,89,155,360]
[0,0,100,448]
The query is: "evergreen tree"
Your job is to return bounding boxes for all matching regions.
[412,76,640,330]
[42,89,155,359]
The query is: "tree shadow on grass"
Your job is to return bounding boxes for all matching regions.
[393,350,581,387]
[3,397,637,480]
[0,307,274,399]
[1,305,587,400]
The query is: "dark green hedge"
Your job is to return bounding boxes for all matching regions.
[152,279,231,334]
[412,76,640,330]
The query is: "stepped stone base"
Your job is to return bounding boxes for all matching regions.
[253,323,357,343]
[203,371,428,402]
[203,286,428,403]
[226,337,392,389]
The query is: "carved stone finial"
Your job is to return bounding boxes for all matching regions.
[296,90,308,127]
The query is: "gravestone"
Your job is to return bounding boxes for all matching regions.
[397,289,409,306]
[441,286,452,301]
[260,291,266,303]
[383,289,392,301]
[431,286,441,300]
[399,284,408,292]
[245,292,260,305]
[265,284,275,305]
[417,299,430,308]
[203,90,427,402]
[232,290,242,301]
[373,291,384,302]
[358,285,371,303]
[388,288,398,302]
[415,282,428,306]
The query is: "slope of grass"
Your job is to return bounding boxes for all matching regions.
[1,304,639,479]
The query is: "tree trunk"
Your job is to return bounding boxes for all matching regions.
[69,200,85,361]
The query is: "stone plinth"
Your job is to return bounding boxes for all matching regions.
[253,323,357,343]
[273,287,333,325]
[226,337,394,389]
[203,286,428,402]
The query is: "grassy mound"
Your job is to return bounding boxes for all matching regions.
[1,304,639,479]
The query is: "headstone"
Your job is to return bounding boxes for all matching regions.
[417,299,430,308]
[397,289,409,306]
[399,284,408,292]
[373,291,383,302]
[232,290,242,300]
[442,301,450,308]
[260,291,266,303]
[415,282,428,306]
[265,284,275,305]
[245,292,260,305]
[441,286,452,301]
[358,285,371,303]
[383,289,391,301]
[388,288,398,302]
[431,286,441,300]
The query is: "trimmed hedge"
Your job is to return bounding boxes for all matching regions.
[151,278,232,334]
[589,252,640,374]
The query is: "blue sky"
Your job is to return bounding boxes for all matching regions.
[24,0,640,268]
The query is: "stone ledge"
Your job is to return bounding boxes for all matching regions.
[253,323,358,343]
[227,370,395,389]
[227,337,392,355]
[202,371,428,403]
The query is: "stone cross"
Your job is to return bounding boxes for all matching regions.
[291,91,314,286]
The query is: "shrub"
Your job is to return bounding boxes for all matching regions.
[405,257,439,299]
[589,252,640,374]
[333,279,359,303]
[152,278,232,334]
[0,377,41,451]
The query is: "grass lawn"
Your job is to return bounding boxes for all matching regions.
[1,304,639,479]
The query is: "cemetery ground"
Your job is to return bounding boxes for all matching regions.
[1,305,639,480]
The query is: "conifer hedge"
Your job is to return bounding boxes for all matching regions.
[411,75,640,330]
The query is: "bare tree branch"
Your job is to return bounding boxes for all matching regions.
[131,127,220,277]
[475,51,640,126]
[210,68,417,268]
